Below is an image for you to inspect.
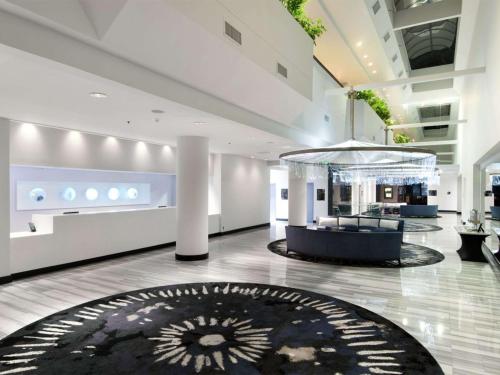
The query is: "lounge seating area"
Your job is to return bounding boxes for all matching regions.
[491,206,500,220]
[286,216,404,263]
[316,215,404,232]
[400,204,438,218]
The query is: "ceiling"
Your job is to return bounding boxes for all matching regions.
[0,45,300,160]
[307,0,479,164]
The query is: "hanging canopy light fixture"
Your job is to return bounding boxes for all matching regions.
[280,90,437,183]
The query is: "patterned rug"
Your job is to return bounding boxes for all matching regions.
[268,239,445,268]
[401,221,443,232]
[0,282,443,374]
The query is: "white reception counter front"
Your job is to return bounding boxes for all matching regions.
[10,207,221,274]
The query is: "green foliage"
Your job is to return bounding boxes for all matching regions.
[279,0,326,42]
[355,90,393,125]
[393,133,411,144]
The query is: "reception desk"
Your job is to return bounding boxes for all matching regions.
[10,208,221,274]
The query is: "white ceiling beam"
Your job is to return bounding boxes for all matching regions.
[404,140,458,147]
[436,152,455,156]
[389,119,467,129]
[393,0,462,30]
[326,67,485,95]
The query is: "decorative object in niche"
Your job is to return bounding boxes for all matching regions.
[384,187,393,199]
[127,187,139,200]
[85,187,99,201]
[108,187,120,201]
[317,189,325,201]
[485,190,493,197]
[281,188,288,200]
[29,188,46,202]
[429,189,437,196]
[62,187,77,201]
[447,191,451,195]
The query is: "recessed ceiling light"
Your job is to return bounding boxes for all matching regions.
[251,156,255,159]
[368,62,373,67]
[89,92,107,98]
[372,70,377,74]
[152,109,164,114]
[193,121,208,125]
[363,54,368,59]
[356,41,363,47]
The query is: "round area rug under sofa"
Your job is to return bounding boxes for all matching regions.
[279,216,444,267]
[0,282,443,374]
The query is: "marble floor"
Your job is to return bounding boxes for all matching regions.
[0,213,499,374]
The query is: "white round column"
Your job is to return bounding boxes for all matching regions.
[176,136,209,260]
[288,169,307,226]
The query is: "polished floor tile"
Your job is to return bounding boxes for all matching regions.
[0,213,499,375]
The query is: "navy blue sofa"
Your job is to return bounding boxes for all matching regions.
[491,206,500,220]
[317,215,404,232]
[400,205,438,218]
[285,225,402,263]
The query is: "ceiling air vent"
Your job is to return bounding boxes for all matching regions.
[372,1,381,14]
[277,63,288,78]
[392,54,398,62]
[324,114,331,123]
[383,32,391,42]
[225,21,242,45]
[398,70,404,78]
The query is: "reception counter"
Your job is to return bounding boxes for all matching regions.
[10,207,221,274]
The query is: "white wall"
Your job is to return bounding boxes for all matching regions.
[270,167,328,221]
[208,153,221,215]
[10,123,176,173]
[220,154,269,232]
[428,172,458,211]
[290,62,346,144]
[457,0,500,215]
[0,119,10,278]
[9,165,176,232]
[270,168,288,220]
[168,0,313,101]
[348,100,386,144]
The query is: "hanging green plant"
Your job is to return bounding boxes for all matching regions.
[279,0,326,42]
[355,90,393,126]
[393,133,411,144]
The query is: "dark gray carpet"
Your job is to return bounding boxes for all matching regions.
[268,239,445,268]
[401,221,443,232]
[0,282,443,374]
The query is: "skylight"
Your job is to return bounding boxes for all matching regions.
[402,18,458,70]
[394,0,444,11]
[419,104,451,137]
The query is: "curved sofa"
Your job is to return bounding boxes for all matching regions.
[285,224,403,263]
[491,206,500,220]
[400,205,438,218]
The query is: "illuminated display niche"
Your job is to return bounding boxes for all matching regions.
[18,181,151,210]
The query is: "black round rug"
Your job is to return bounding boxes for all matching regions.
[268,240,445,268]
[402,221,443,232]
[0,282,442,375]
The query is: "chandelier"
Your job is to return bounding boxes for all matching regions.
[280,90,437,184]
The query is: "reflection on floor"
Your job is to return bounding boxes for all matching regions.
[0,213,499,374]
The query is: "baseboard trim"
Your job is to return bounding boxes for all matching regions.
[209,223,270,238]
[11,242,177,281]
[438,210,457,213]
[0,275,13,285]
[175,253,209,261]
[7,223,272,283]
[275,218,288,222]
